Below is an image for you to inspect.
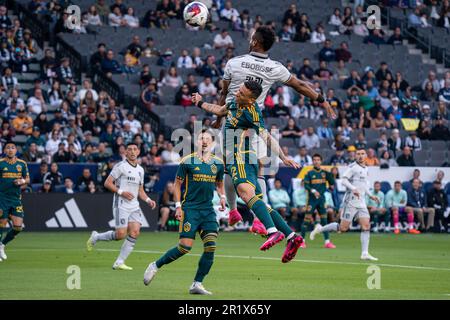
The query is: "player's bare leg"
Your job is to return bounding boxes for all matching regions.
[0,216,24,260]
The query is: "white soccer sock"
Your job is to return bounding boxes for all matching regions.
[257,176,268,203]
[95,230,116,241]
[321,222,340,233]
[115,235,136,265]
[267,227,278,234]
[287,232,296,240]
[224,174,237,210]
[361,230,370,255]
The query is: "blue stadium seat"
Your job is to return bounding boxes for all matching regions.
[402,181,411,192]
[423,182,433,193]
[380,181,391,194]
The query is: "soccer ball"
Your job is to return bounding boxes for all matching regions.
[183,1,209,27]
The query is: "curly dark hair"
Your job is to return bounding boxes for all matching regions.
[253,26,276,51]
[244,80,263,99]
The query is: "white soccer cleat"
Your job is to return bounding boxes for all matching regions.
[309,224,322,241]
[189,282,212,295]
[361,253,378,261]
[0,244,7,260]
[86,231,98,252]
[143,262,158,286]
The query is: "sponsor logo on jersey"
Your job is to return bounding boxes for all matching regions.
[16,165,22,172]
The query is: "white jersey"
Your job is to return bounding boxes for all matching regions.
[223,52,292,108]
[341,162,371,209]
[110,160,144,211]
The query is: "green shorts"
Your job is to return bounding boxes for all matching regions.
[306,195,326,215]
[179,207,218,239]
[226,162,262,197]
[0,198,24,219]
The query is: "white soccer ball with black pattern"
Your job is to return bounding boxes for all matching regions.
[183,1,209,27]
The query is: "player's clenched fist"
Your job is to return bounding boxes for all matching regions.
[191,92,202,105]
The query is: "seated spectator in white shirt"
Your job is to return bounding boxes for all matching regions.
[294,146,313,166]
[123,7,139,28]
[109,6,125,27]
[310,25,326,44]
[404,131,422,152]
[76,79,99,102]
[177,49,194,69]
[198,77,217,101]
[122,113,142,135]
[45,130,62,156]
[299,126,320,150]
[27,88,47,115]
[87,5,102,26]
[220,1,239,22]
[213,29,234,49]
[161,142,180,164]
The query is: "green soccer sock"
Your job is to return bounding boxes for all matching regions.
[1,226,21,246]
[384,210,391,227]
[155,243,191,268]
[372,210,379,228]
[320,216,330,241]
[300,220,310,238]
[268,207,294,237]
[194,241,216,282]
[248,196,275,231]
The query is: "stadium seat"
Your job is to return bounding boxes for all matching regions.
[380,181,392,194]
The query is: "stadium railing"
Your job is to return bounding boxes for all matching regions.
[14,1,51,48]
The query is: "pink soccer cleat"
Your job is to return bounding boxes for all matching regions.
[282,235,304,263]
[250,217,268,236]
[300,241,306,249]
[228,209,242,226]
[324,242,336,249]
[259,232,285,251]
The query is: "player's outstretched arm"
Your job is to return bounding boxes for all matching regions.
[138,185,156,209]
[259,129,300,169]
[192,93,228,116]
[285,75,336,119]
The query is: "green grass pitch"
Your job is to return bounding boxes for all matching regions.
[0,232,449,300]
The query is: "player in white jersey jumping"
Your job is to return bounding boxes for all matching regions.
[309,148,379,261]
[86,142,156,270]
[213,26,336,229]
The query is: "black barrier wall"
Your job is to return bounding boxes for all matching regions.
[21,193,159,231]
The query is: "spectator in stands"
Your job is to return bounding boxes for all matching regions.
[299,126,320,150]
[1,67,17,90]
[422,71,441,93]
[353,18,369,37]
[271,96,290,118]
[175,84,193,107]
[158,181,176,231]
[269,179,290,219]
[40,180,53,193]
[220,1,239,22]
[278,24,294,42]
[233,9,253,34]
[283,3,301,25]
[438,79,450,103]
[433,101,450,123]
[162,66,183,89]
[334,41,352,62]
[199,55,220,78]
[26,88,47,115]
[90,43,106,69]
[101,50,123,74]
[329,149,346,166]
[57,57,75,85]
[354,132,367,149]
[177,49,193,69]
[108,6,126,27]
[76,168,95,192]
[375,62,393,82]
[281,118,302,139]
[407,178,435,233]
[430,116,450,140]
[387,27,403,45]
[340,6,354,35]
[386,180,420,234]
[334,60,350,80]
[43,162,63,189]
[404,131,422,151]
[364,29,386,45]
[298,58,314,81]
[213,29,234,49]
[123,7,139,27]
[317,118,333,139]
[123,113,141,135]
[141,81,160,111]
[293,25,310,42]
[436,170,448,189]
[318,39,336,62]
[329,8,342,28]
[63,177,75,194]
[294,146,312,167]
[428,180,449,232]
[87,5,102,26]
[52,142,69,163]
[161,142,180,164]
[310,24,326,44]
[420,81,438,101]
[314,60,333,80]
[12,107,33,135]
[198,77,217,102]
[371,110,386,130]
[396,146,416,167]
[23,142,45,163]
[45,130,61,157]
[365,148,380,166]
[367,181,387,233]
[342,70,362,90]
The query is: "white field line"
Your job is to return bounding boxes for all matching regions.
[95,248,450,272]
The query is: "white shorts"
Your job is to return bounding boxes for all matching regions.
[341,205,370,222]
[114,206,144,229]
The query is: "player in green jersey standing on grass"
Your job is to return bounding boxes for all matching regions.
[143,130,226,295]
[0,142,30,261]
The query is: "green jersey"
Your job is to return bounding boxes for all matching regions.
[176,153,224,211]
[0,157,29,202]
[223,99,265,164]
[303,168,335,197]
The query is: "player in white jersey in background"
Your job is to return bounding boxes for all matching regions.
[86,142,156,270]
[212,26,336,229]
[309,148,379,261]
